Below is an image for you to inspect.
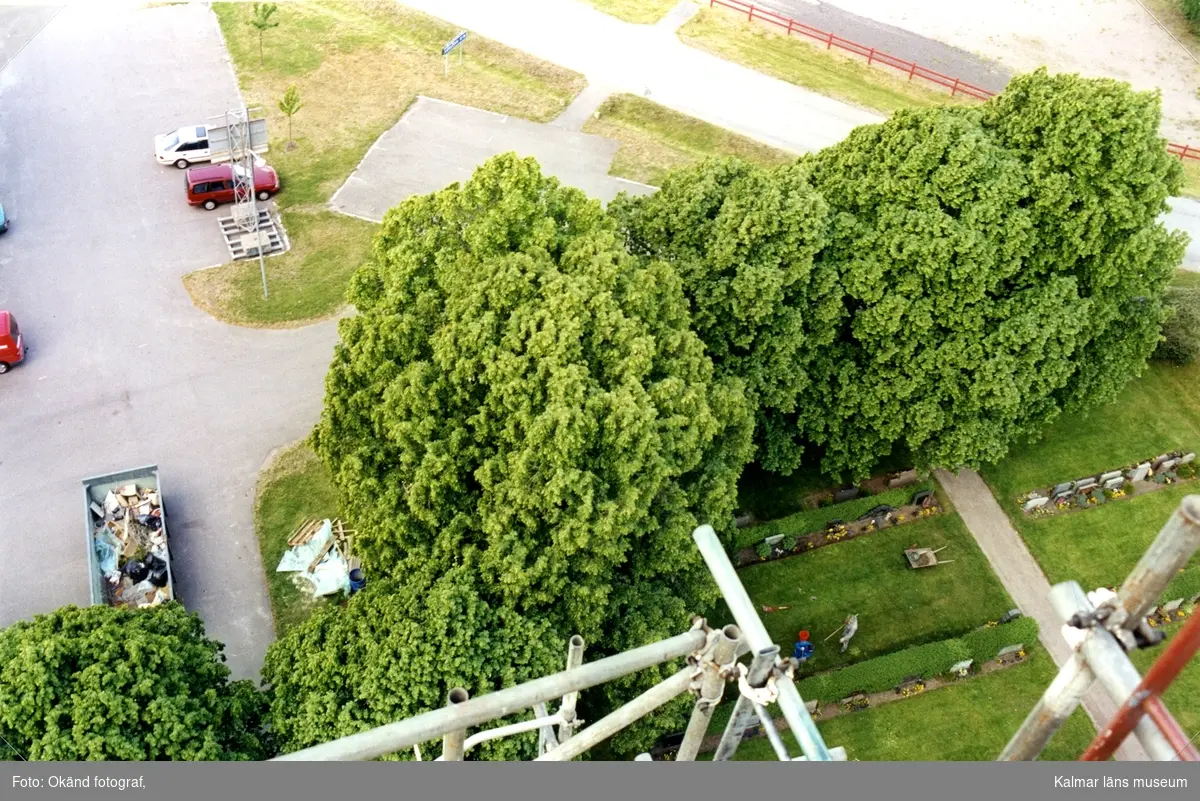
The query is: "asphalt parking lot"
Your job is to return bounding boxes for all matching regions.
[0,3,336,679]
[331,96,654,222]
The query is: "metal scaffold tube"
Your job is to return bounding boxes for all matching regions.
[272,628,707,761]
[441,688,469,761]
[557,635,586,744]
[692,525,833,762]
[676,625,741,761]
[713,646,781,762]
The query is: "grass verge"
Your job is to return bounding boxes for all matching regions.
[717,497,1013,675]
[1180,158,1200,202]
[725,649,1095,760]
[583,94,793,186]
[199,1,585,327]
[678,8,975,115]
[582,0,679,24]
[254,440,341,634]
[183,210,377,327]
[1131,628,1200,737]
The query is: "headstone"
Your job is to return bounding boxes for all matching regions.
[858,505,897,521]
[949,659,973,675]
[912,489,935,508]
[1160,458,1178,472]
[764,534,785,546]
[888,469,920,489]
[1023,496,1049,512]
[1181,452,1196,466]
[1099,470,1123,484]
[1163,599,1184,615]
[834,487,860,503]
[1075,479,1098,493]
[805,699,819,715]
[999,608,1022,624]
[1052,490,1073,504]
[1051,482,1074,496]
[997,643,1024,658]
[734,513,753,529]
[1152,453,1171,469]
[1127,463,1151,483]
[1103,477,1124,490]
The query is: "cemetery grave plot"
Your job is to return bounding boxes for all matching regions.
[723,650,1096,761]
[735,459,920,523]
[1015,449,1196,518]
[716,502,1014,676]
[1016,482,1200,606]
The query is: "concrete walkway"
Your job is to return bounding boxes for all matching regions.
[398,0,883,154]
[935,469,1149,761]
[549,82,615,131]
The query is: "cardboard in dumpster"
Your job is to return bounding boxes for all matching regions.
[276,519,350,598]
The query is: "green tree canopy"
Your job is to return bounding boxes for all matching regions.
[0,604,268,761]
[610,158,836,473]
[264,568,562,759]
[310,154,754,749]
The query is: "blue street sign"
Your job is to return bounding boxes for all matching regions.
[442,31,468,56]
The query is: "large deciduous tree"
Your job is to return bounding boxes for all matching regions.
[309,153,754,753]
[264,568,562,759]
[609,158,836,474]
[0,604,268,761]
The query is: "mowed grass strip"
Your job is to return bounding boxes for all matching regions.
[582,94,793,186]
[254,440,341,634]
[582,0,679,24]
[717,497,1013,675]
[722,650,1095,760]
[677,8,976,115]
[215,1,586,209]
[1131,631,1200,737]
[183,209,377,327]
[1013,483,1200,603]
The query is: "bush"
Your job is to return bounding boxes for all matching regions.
[1154,287,1200,365]
[794,617,1040,702]
[1184,0,1200,28]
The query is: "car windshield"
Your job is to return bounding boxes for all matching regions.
[161,133,180,151]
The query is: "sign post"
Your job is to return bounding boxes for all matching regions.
[442,30,467,77]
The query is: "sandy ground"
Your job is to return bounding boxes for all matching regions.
[828,0,1200,141]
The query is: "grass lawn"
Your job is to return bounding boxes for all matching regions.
[254,440,342,633]
[720,497,1013,675]
[582,0,679,24]
[1013,484,1200,604]
[582,94,793,186]
[726,650,1095,760]
[1180,158,1200,202]
[733,480,933,551]
[678,8,977,115]
[200,1,585,327]
[1131,630,1200,738]
[183,210,377,327]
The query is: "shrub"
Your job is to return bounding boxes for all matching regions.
[961,617,1039,664]
[1184,0,1200,29]
[1154,287,1200,365]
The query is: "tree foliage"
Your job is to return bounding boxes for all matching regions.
[264,569,562,759]
[1184,0,1200,30]
[310,153,754,753]
[0,604,268,761]
[610,158,836,474]
[1155,286,1200,364]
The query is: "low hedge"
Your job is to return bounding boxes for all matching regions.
[795,616,1039,703]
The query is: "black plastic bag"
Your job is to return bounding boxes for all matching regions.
[123,560,148,583]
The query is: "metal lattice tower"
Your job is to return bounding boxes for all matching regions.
[224,105,259,234]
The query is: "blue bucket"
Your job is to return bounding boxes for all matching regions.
[349,568,366,593]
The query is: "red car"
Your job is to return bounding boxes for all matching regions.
[0,310,25,374]
[185,162,279,210]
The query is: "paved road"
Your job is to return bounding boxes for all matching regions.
[751,0,1011,93]
[398,0,884,155]
[0,3,337,681]
[331,96,653,221]
[935,470,1149,761]
[0,6,60,71]
[1163,198,1200,270]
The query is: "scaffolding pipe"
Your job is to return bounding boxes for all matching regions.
[712,646,779,762]
[533,702,559,755]
[998,654,1093,761]
[692,525,832,762]
[676,625,741,761]
[436,712,564,759]
[1114,495,1200,626]
[273,628,707,761]
[1048,582,1178,761]
[752,700,791,761]
[535,668,694,762]
[558,635,586,744]
[441,688,469,761]
[1080,603,1200,761]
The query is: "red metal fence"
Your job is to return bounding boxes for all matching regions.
[708,0,1200,162]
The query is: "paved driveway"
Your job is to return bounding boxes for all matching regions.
[0,3,337,680]
[332,96,654,221]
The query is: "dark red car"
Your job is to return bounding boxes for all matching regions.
[185,162,279,210]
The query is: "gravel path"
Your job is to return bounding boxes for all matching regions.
[751,0,1011,93]
[934,469,1149,761]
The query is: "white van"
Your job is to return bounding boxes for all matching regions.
[154,126,211,169]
